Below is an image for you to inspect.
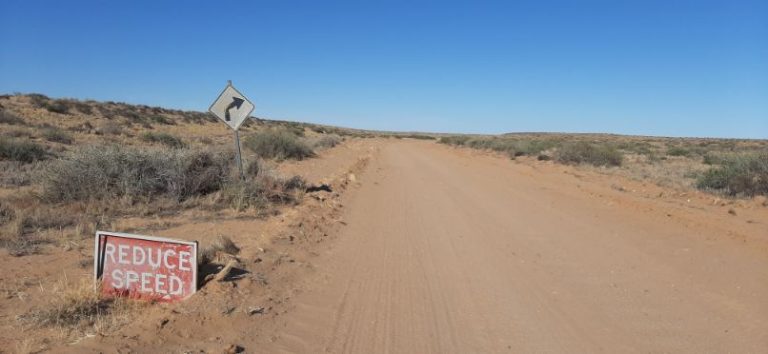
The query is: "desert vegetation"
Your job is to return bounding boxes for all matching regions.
[0,93,355,342]
[439,133,768,196]
[0,94,336,258]
[244,128,315,160]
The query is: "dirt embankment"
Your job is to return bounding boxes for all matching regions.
[0,137,380,353]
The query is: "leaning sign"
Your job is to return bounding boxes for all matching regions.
[94,231,198,302]
[209,81,255,180]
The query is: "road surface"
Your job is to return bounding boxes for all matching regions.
[265,141,768,353]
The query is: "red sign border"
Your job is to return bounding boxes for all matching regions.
[93,230,198,300]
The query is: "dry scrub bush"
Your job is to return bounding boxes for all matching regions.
[18,279,138,335]
[200,235,240,264]
[141,131,186,148]
[305,134,343,150]
[41,146,232,202]
[439,135,559,157]
[555,142,623,167]
[244,129,315,160]
[0,109,25,125]
[220,173,306,211]
[0,160,39,186]
[42,127,73,144]
[697,152,768,197]
[0,138,48,163]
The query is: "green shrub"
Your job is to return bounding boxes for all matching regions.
[42,128,73,144]
[0,138,47,163]
[243,129,315,160]
[141,132,185,148]
[41,146,232,202]
[667,146,690,157]
[438,135,472,146]
[148,114,174,125]
[696,153,768,196]
[402,134,436,140]
[555,142,623,167]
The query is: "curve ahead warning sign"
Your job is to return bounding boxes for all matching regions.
[94,231,198,302]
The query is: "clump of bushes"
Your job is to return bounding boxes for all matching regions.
[555,142,623,167]
[696,153,768,196]
[666,146,690,157]
[306,134,342,150]
[438,135,472,146]
[148,114,174,125]
[41,146,232,202]
[221,174,305,211]
[440,135,559,158]
[43,100,70,114]
[42,128,73,144]
[0,138,47,163]
[244,129,315,160]
[0,109,25,125]
[402,134,436,140]
[141,132,186,148]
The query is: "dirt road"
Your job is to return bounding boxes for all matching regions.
[262,141,768,353]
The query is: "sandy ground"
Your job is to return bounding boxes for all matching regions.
[260,140,768,353]
[5,139,768,353]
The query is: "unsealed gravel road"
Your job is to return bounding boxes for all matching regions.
[266,140,768,353]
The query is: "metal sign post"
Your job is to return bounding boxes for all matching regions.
[209,80,255,181]
[233,129,245,180]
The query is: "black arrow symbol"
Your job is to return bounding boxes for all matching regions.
[224,97,245,122]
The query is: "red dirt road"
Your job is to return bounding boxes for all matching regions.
[263,141,768,353]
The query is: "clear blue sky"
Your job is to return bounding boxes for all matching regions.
[1,1,766,138]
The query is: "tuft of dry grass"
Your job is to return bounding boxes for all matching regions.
[305,134,343,151]
[200,235,240,264]
[17,279,141,336]
[42,127,74,144]
[244,129,315,160]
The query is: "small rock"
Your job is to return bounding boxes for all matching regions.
[221,306,236,315]
[247,306,265,315]
[348,173,357,182]
[224,344,244,354]
[158,318,169,329]
[728,209,737,216]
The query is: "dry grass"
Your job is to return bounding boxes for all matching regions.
[555,141,623,167]
[305,134,343,150]
[244,129,315,160]
[0,137,48,162]
[40,146,232,202]
[200,235,241,264]
[17,278,141,336]
[439,133,768,197]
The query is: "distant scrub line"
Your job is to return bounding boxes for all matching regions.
[438,135,767,197]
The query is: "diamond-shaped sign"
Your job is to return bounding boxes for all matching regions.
[209,84,255,131]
